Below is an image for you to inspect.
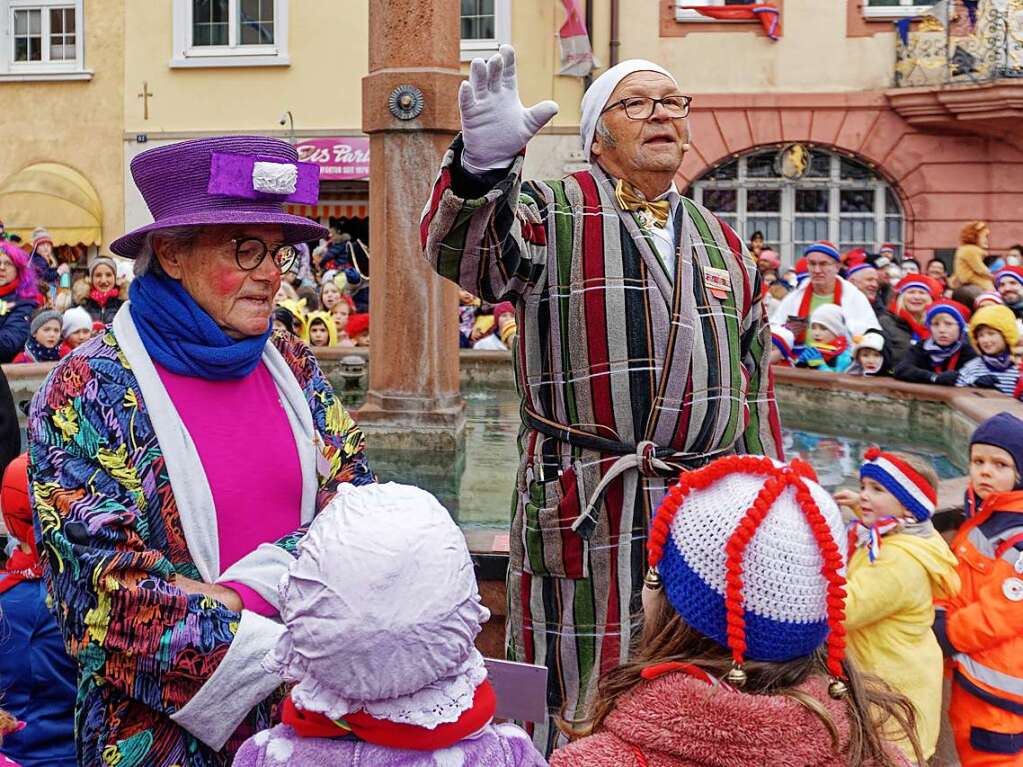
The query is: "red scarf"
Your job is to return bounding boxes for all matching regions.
[0,278,20,299]
[89,287,120,308]
[1014,360,1023,401]
[796,280,843,343]
[813,335,848,364]
[280,680,497,751]
[0,548,43,595]
[935,351,961,374]
[892,305,930,342]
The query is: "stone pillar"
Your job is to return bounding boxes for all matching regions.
[359,1,465,451]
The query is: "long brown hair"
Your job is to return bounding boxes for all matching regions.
[559,590,924,766]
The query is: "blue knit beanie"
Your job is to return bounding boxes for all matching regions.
[971,413,1023,489]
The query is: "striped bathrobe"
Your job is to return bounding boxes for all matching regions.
[422,138,783,752]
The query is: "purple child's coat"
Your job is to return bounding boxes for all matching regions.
[233,722,548,766]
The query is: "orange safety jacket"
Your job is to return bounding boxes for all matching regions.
[935,491,1023,727]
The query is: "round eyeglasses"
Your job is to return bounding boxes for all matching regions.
[232,237,298,273]
[600,95,693,121]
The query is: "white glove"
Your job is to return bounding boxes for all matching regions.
[459,44,559,175]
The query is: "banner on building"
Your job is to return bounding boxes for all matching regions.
[558,0,599,77]
[680,2,782,40]
[295,138,370,180]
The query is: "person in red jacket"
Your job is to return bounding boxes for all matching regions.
[550,455,920,767]
[935,413,1023,765]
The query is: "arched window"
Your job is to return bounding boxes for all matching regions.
[689,146,904,266]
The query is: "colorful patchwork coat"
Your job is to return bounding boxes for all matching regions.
[28,307,373,767]
[421,138,783,752]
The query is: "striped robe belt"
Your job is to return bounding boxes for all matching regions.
[520,403,730,537]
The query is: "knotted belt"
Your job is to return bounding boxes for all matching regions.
[520,405,730,538]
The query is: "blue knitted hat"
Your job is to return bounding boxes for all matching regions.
[971,413,1023,488]
[804,241,841,262]
[648,456,848,671]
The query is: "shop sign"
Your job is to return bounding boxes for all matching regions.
[296,137,370,180]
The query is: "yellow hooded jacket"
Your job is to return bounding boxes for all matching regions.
[845,530,961,760]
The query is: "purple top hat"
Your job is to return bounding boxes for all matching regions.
[111,135,328,258]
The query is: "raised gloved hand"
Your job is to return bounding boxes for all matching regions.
[459,44,559,175]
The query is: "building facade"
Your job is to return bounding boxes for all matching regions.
[0,0,123,256]
[1,0,1020,267]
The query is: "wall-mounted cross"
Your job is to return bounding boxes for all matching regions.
[138,81,153,120]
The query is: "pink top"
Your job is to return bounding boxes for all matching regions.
[156,361,302,616]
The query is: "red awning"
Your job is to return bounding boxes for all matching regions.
[285,202,368,219]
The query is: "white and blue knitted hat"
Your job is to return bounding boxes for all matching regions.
[648,456,848,676]
[859,447,936,523]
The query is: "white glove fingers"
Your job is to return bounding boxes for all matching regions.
[524,100,560,133]
[470,58,489,100]
[499,44,517,89]
[486,52,504,94]
[458,80,476,114]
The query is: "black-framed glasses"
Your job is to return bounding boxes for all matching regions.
[232,237,298,273]
[601,95,693,120]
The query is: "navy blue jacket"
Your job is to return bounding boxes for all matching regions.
[0,579,76,767]
[0,298,35,363]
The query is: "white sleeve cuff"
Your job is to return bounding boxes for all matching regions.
[170,610,285,751]
[216,543,296,612]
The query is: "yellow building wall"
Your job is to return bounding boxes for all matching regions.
[0,0,124,254]
[122,0,605,135]
[123,0,369,134]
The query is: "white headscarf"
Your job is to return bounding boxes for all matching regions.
[580,59,678,160]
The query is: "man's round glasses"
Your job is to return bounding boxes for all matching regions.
[601,95,692,120]
[233,237,298,273]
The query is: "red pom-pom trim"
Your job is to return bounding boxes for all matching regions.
[648,455,848,680]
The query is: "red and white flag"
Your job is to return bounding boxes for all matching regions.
[558,0,599,77]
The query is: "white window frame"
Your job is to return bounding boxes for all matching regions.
[171,0,289,69]
[861,0,933,20]
[460,0,511,62]
[674,0,762,23]
[691,149,904,267]
[0,0,89,81]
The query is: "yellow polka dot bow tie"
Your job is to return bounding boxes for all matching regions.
[615,179,671,229]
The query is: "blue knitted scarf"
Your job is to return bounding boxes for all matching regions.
[128,272,271,380]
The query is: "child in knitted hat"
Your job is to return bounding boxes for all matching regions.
[59,306,92,355]
[551,455,921,767]
[341,312,369,347]
[956,304,1020,394]
[847,330,889,377]
[797,304,853,373]
[11,310,63,364]
[234,483,546,767]
[832,449,959,762]
[0,454,77,767]
[895,300,976,386]
[934,413,1023,765]
[770,325,797,367]
[80,257,124,325]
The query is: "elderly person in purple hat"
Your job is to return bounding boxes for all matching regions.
[27,136,374,767]
[235,482,546,767]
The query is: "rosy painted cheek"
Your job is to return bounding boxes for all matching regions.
[211,266,247,297]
